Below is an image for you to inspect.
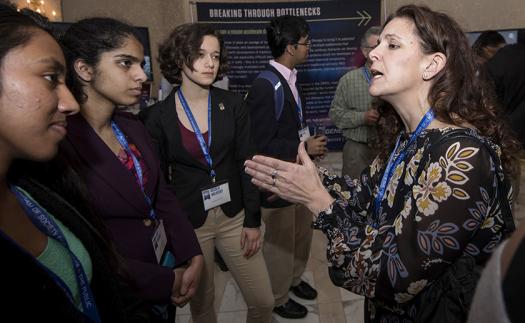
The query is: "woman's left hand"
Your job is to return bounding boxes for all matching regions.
[245,142,334,213]
[171,254,204,307]
[240,227,262,258]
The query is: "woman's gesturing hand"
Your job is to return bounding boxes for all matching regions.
[244,142,334,214]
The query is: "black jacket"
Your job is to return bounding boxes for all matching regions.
[244,65,306,208]
[140,87,261,229]
[1,177,148,322]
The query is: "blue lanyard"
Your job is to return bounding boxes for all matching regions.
[10,185,101,323]
[362,67,372,85]
[374,109,435,216]
[177,89,216,182]
[111,121,157,220]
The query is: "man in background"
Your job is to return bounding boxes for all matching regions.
[329,26,381,178]
[244,15,327,319]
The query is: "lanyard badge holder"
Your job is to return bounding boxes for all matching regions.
[111,121,174,267]
[11,186,102,323]
[296,98,311,142]
[112,121,175,319]
[373,109,435,225]
[177,90,231,211]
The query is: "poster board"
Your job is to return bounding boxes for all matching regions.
[196,1,381,150]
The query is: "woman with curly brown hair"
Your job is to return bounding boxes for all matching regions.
[245,4,519,323]
[140,23,274,323]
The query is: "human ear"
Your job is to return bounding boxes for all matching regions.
[422,52,446,80]
[286,43,296,56]
[73,59,94,83]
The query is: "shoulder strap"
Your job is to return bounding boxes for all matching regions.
[437,130,515,236]
[255,70,284,120]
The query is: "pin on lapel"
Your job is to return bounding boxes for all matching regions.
[219,102,225,111]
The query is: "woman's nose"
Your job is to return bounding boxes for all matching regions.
[58,85,80,115]
[134,65,148,83]
[368,46,379,61]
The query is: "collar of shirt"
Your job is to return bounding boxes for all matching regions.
[269,60,298,86]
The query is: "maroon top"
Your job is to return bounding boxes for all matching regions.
[178,119,208,167]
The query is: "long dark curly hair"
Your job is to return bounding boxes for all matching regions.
[372,5,519,176]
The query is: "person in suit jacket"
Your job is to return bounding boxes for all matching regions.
[59,17,204,322]
[140,23,274,323]
[242,15,326,319]
[0,5,148,322]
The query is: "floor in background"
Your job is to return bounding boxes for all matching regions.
[175,229,365,323]
[175,151,525,322]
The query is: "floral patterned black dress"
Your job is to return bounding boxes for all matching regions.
[313,128,514,322]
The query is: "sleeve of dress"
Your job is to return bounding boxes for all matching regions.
[315,157,380,220]
[313,136,505,306]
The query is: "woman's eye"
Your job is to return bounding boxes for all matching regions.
[119,60,132,68]
[388,43,400,49]
[211,54,220,60]
[43,74,59,85]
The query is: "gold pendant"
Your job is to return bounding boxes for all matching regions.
[219,102,225,111]
[143,218,153,227]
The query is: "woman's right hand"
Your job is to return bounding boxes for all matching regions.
[244,142,334,214]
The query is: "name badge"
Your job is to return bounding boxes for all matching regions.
[201,180,231,211]
[298,126,311,142]
[151,219,167,264]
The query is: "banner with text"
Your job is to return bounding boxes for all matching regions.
[196,1,380,150]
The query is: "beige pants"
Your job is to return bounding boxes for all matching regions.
[190,208,274,323]
[262,204,313,306]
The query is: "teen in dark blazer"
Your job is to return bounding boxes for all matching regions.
[60,18,203,322]
[246,64,308,210]
[140,23,274,323]
[141,86,260,228]
[242,15,326,319]
[64,112,201,301]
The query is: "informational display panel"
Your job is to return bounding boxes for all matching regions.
[196,1,380,150]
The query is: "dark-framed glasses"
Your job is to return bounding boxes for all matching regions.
[295,40,311,48]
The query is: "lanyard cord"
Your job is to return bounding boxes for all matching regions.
[374,109,435,219]
[177,89,216,182]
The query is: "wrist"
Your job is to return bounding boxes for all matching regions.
[306,190,335,216]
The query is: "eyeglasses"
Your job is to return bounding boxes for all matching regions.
[295,40,311,48]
